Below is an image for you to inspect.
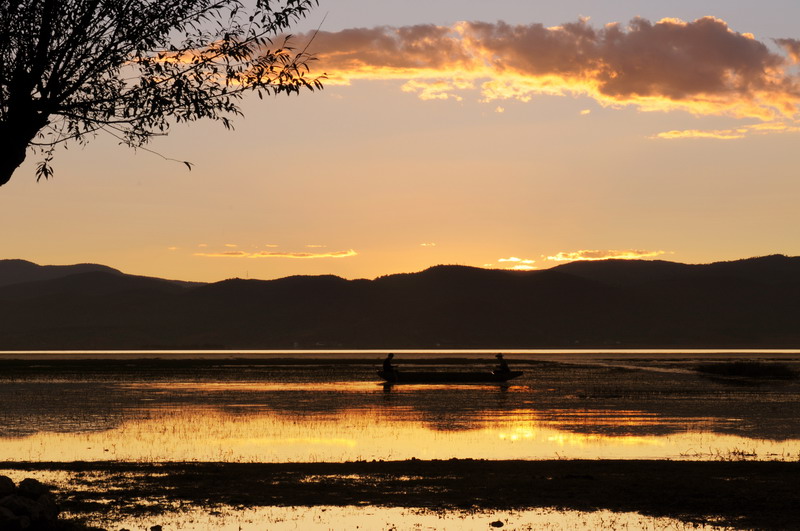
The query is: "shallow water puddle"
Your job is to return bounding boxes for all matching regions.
[74,505,731,530]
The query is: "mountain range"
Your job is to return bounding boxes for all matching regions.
[0,255,798,349]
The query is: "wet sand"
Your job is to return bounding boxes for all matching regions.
[3,459,799,529]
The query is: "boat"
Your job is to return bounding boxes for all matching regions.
[377,370,523,384]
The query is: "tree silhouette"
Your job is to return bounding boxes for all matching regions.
[0,0,322,186]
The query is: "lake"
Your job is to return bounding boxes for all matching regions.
[2,350,800,462]
[1,350,799,529]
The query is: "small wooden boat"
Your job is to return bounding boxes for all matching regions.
[377,370,523,384]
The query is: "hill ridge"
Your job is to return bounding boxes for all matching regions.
[0,255,798,349]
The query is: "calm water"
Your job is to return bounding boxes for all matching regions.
[2,350,800,462]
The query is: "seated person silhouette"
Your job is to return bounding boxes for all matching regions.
[494,353,511,374]
[383,353,396,374]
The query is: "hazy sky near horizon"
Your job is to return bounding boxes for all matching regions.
[2,1,800,282]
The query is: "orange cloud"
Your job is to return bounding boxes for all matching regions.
[546,250,667,262]
[195,249,358,259]
[653,121,800,140]
[776,38,800,63]
[495,256,537,271]
[508,264,537,271]
[196,251,249,257]
[307,17,800,121]
[498,256,535,264]
[654,129,747,140]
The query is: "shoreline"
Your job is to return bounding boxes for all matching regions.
[2,348,800,362]
[3,459,799,529]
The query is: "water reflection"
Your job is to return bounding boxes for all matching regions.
[1,359,799,462]
[75,505,729,530]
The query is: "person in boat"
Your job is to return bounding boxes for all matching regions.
[494,353,511,374]
[383,353,396,374]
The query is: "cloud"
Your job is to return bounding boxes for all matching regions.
[307,17,800,122]
[498,256,535,264]
[224,243,238,248]
[654,129,747,140]
[776,38,800,63]
[508,264,537,271]
[305,244,327,248]
[483,262,538,270]
[653,121,800,139]
[401,79,469,100]
[495,256,537,271]
[195,249,358,259]
[420,242,437,247]
[195,251,249,257]
[546,249,668,262]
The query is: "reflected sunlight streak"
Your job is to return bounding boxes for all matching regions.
[2,402,797,462]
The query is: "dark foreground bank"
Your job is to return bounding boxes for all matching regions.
[3,459,799,530]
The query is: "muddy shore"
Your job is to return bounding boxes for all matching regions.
[3,459,799,529]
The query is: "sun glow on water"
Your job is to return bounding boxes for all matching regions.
[1,395,798,462]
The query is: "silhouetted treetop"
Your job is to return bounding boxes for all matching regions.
[0,0,322,186]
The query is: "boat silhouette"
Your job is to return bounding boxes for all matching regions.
[377,369,523,384]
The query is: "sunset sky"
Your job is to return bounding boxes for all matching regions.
[2,0,800,282]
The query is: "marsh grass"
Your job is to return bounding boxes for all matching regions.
[694,361,798,380]
[676,447,796,461]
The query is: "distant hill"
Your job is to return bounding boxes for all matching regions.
[551,254,800,286]
[0,270,192,300]
[0,259,202,291]
[0,259,121,288]
[0,255,799,349]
